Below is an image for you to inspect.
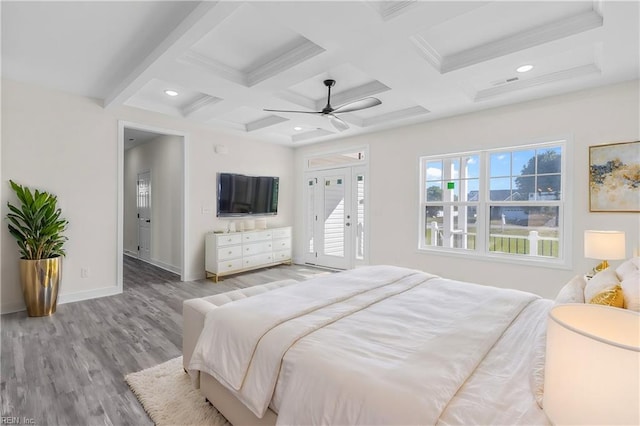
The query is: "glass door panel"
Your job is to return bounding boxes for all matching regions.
[306,177,315,255]
[355,173,365,261]
[323,175,346,258]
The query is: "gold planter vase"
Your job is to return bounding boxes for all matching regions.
[20,257,62,317]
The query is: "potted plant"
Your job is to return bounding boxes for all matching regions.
[6,180,69,316]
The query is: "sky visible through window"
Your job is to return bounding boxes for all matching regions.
[426,147,561,193]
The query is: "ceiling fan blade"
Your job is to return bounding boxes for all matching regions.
[263,108,322,114]
[329,115,349,132]
[332,97,381,114]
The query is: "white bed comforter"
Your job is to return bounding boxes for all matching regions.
[189,265,550,425]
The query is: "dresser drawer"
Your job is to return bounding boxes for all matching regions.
[273,249,292,261]
[273,238,291,250]
[217,258,243,273]
[218,245,242,261]
[243,241,272,256]
[216,233,242,247]
[243,230,273,243]
[243,253,274,268]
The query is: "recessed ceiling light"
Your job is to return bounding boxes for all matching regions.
[164,89,179,96]
[293,126,303,131]
[516,64,534,73]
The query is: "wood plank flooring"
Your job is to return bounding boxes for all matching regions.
[1,257,329,425]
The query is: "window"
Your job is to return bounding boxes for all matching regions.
[420,141,566,264]
[307,149,366,169]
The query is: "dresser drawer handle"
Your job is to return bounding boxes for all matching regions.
[227,264,232,268]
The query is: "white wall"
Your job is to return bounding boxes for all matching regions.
[294,80,640,299]
[3,78,637,312]
[2,81,118,312]
[124,135,183,272]
[1,78,294,313]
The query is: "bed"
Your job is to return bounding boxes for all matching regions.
[184,265,557,425]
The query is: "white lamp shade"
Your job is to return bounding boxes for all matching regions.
[544,304,640,425]
[584,230,626,260]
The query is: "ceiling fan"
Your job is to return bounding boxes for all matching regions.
[264,79,382,132]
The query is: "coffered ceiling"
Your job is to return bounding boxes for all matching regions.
[2,1,638,146]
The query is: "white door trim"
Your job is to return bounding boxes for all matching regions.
[117,120,189,293]
[301,146,370,270]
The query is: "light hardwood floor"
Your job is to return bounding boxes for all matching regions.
[1,257,329,425]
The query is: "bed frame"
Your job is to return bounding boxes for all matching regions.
[182,280,298,425]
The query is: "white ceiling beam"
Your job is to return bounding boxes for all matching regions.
[104,1,242,109]
[474,63,601,102]
[181,94,223,118]
[440,9,604,74]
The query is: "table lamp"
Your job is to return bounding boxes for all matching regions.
[544,304,640,425]
[584,230,625,273]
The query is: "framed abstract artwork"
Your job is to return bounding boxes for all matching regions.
[589,141,640,212]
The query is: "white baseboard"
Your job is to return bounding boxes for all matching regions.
[184,271,206,281]
[123,250,181,275]
[58,285,122,305]
[149,258,181,275]
[1,285,122,315]
[0,301,28,315]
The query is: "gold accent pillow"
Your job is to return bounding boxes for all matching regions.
[584,268,619,304]
[589,284,625,308]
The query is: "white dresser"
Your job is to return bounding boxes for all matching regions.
[205,226,292,282]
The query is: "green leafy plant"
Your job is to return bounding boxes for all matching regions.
[6,180,69,259]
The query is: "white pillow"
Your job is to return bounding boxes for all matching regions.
[616,257,640,282]
[554,275,586,304]
[584,268,620,304]
[621,270,640,312]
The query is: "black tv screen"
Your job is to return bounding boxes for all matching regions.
[217,173,279,217]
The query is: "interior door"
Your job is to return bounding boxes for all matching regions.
[305,167,360,270]
[137,171,151,261]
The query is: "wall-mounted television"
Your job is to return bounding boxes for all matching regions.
[217,173,279,217]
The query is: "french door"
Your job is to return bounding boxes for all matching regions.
[304,166,367,269]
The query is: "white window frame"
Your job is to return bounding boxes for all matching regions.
[418,139,571,268]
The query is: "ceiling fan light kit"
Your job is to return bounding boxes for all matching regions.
[264,79,382,132]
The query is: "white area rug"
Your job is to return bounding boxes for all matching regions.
[125,356,230,426]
